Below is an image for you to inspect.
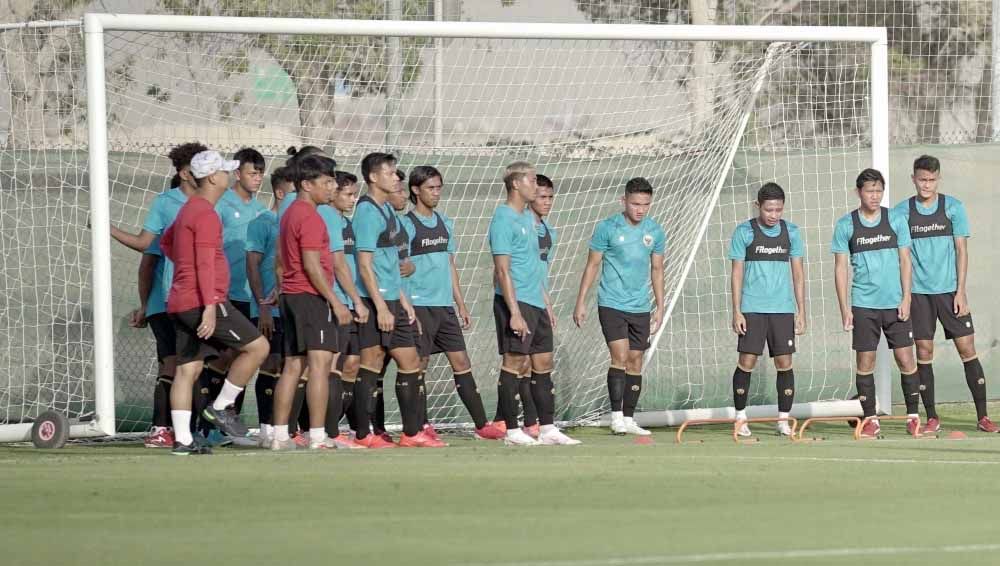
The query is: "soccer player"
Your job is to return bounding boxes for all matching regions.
[159,150,270,455]
[218,148,269,318]
[401,165,505,440]
[112,141,207,448]
[491,161,579,446]
[246,166,292,448]
[893,155,996,433]
[278,145,330,220]
[318,170,369,449]
[353,152,441,448]
[270,154,353,451]
[833,168,918,438]
[726,183,805,437]
[573,177,665,437]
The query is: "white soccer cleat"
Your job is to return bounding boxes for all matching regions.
[776,420,793,437]
[257,432,272,449]
[538,427,582,446]
[270,437,298,451]
[504,428,539,446]
[736,421,752,437]
[610,412,627,435]
[622,417,651,436]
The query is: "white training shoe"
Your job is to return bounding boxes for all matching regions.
[736,421,752,437]
[270,437,298,451]
[622,417,651,436]
[308,437,332,450]
[776,420,793,437]
[257,432,272,449]
[610,412,627,435]
[504,428,539,446]
[538,427,582,446]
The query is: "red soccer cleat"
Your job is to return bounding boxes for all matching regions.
[491,420,508,434]
[858,419,881,439]
[978,416,1000,433]
[474,424,506,440]
[422,423,441,442]
[398,431,447,448]
[355,434,397,449]
[373,429,394,444]
[523,423,540,439]
[906,417,921,436]
[292,432,309,448]
[923,417,941,434]
[144,426,174,448]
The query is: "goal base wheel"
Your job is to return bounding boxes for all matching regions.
[31,411,70,449]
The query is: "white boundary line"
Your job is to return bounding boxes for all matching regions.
[468,544,1000,566]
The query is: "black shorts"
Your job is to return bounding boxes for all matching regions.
[279,293,338,356]
[337,316,360,357]
[230,300,252,320]
[357,297,417,351]
[738,313,796,357]
[598,306,651,351]
[250,315,284,359]
[147,312,177,363]
[911,292,974,341]
[852,307,914,352]
[493,295,554,355]
[171,301,262,365]
[414,306,467,356]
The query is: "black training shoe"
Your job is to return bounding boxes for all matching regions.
[172,441,213,456]
[201,405,249,438]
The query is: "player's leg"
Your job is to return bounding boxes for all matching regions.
[352,296,394,448]
[391,344,443,447]
[253,316,282,447]
[272,355,305,450]
[168,309,220,455]
[619,310,653,436]
[885,310,920,434]
[527,304,579,446]
[517,356,538,437]
[147,313,177,448]
[598,307,629,434]
[734,313,765,436]
[936,292,993,431]
[767,314,797,436]
[852,308,881,438]
[303,348,334,449]
[910,293,939,430]
[373,354,390,440]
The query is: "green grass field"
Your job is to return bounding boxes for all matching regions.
[4,402,1000,566]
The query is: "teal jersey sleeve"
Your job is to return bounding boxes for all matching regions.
[727,222,752,261]
[652,223,666,255]
[445,215,457,254]
[948,196,971,237]
[548,223,558,263]
[142,192,173,235]
[319,205,345,253]
[789,223,804,257]
[588,219,611,253]
[353,200,386,253]
[245,212,279,318]
[889,208,911,248]
[831,214,853,254]
[489,210,518,256]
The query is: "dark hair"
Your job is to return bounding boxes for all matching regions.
[757,182,785,204]
[855,168,885,190]
[167,142,208,172]
[169,173,181,188]
[361,152,397,185]
[395,169,406,182]
[270,166,294,189]
[335,170,358,189]
[536,174,554,189]
[286,145,325,163]
[624,177,653,195]
[233,147,265,172]
[407,165,443,203]
[913,155,940,174]
[293,155,338,191]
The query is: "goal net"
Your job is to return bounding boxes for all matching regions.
[0,15,888,440]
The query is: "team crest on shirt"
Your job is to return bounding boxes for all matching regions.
[643,234,653,247]
[521,227,527,235]
[618,235,625,242]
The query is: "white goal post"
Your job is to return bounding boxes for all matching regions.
[0,14,890,441]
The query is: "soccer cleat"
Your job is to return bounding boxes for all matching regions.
[201,405,250,439]
[257,432,272,449]
[735,421,752,437]
[308,437,333,450]
[172,440,212,456]
[491,420,508,434]
[422,423,441,442]
[203,429,233,447]
[373,429,394,444]
[622,417,651,436]
[978,416,1000,433]
[538,427,582,446]
[906,417,921,436]
[145,426,174,448]
[610,413,627,435]
[523,423,540,439]
[326,433,366,450]
[291,432,309,449]
[270,437,298,451]
[473,424,506,440]
[923,417,941,434]
[775,420,793,437]
[355,434,397,449]
[228,435,258,447]
[504,428,539,446]
[858,419,881,439]
[398,431,448,448]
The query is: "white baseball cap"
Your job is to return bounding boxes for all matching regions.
[190,150,240,179]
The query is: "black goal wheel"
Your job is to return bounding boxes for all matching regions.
[31,411,69,449]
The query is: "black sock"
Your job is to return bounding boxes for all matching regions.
[196,368,223,434]
[624,373,642,418]
[418,371,429,427]
[519,376,538,427]
[776,369,794,413]
[454,371,488,429]
[856,373,876,417]
[395,370,422,436]
[530,372,555,426]
[607,367,625,412]
[325,374,344,437]
[353,368,379,440]
[233,388,246,415]
[374,377,387,433]
[342,379,357,431]
[254,374,276,426]
[901,370,920,414]
[497,369,520,430]
[493,398,503,423]
[153,376,172,427]
[964,358,988,420]
[290,378,307,435]
[917,362,938,419]
[733,367,751,411]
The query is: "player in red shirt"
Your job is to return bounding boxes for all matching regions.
[271,154,354,451]
[160,150,270,455]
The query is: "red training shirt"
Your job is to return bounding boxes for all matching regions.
[160,195,229,312]
[280,198,333,295]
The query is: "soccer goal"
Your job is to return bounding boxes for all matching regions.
[0,14,889,442]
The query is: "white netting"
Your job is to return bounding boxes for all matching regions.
[0,21,875,432]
